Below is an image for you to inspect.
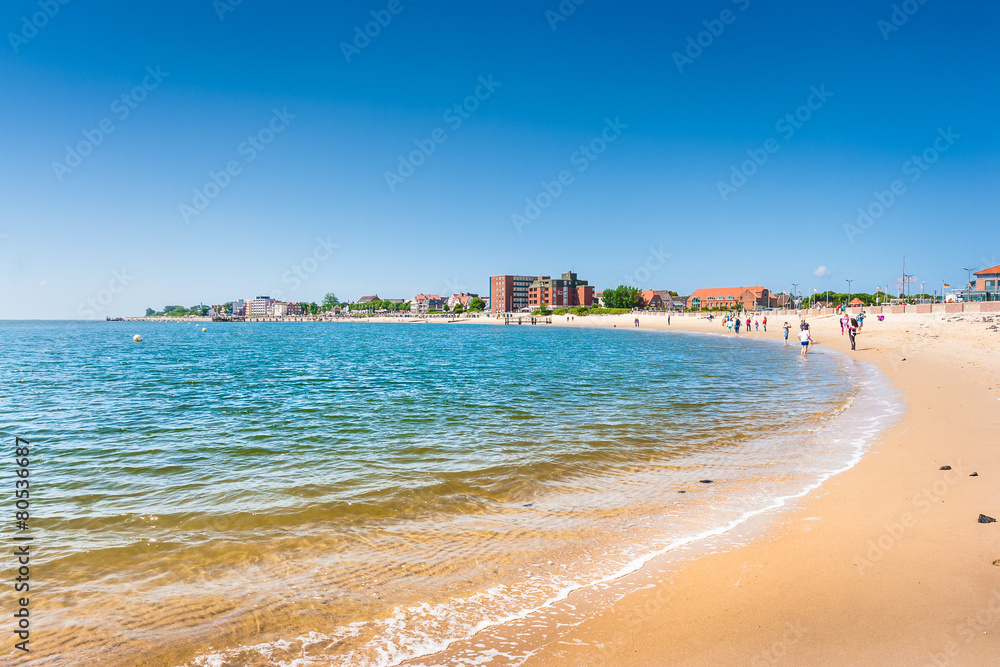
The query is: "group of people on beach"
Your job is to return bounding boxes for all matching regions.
[714,304,877,356]
[723,314,767,334]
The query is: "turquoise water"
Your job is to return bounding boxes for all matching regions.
[0,321,897,666]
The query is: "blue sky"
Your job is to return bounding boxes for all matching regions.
[1,0,997,318]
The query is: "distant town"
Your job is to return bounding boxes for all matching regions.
[141,265,1000,320]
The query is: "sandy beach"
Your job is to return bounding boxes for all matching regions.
[400,310,1000,666]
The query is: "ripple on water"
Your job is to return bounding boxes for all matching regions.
[0,321,899,667]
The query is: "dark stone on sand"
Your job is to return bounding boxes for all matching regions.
[678,490,686,493]
[940,466,952,470]
[699,479,713,484]
[523,504,532,507]
[971,472,979,477]
[979,514,996,524]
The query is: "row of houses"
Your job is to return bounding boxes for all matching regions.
[222,297,303,318]
[408,293,485,314]
[686,286,791,310]
[225,282,800,319]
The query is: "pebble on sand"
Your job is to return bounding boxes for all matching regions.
[978,514,996,524]
[699,480,713,484]
[940,465,952,470]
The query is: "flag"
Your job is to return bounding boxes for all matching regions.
[876,286,882,291]
[813,288,818,293]
[943,283,950,288]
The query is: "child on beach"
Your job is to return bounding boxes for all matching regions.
[762,316,767,332]
[798,326,811,356]
[841,315,848,335]
[783,322,790,345]
[755,320,759,331]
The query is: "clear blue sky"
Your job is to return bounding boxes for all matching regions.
[2,0,997,318]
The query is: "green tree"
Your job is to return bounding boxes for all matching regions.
[453,303,465,314]
[603,285,642,309]
[322,293,340,310]
[145,308,156,317]
[443,303,451,312]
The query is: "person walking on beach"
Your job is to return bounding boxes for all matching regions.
[783,321,790,346]
[634,317,639,328]
[798,326,811,356]
[745,316,751,332]
[848,317,859,351]
[858,311,865,330]
[840,314,848,335]
[734,317,741,333]
[762,316,767,332]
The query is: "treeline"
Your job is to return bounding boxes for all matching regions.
[146,305,208,317]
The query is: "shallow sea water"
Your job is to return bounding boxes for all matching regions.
[0,321,901,666]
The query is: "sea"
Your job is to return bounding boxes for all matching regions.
[0,320,902,666]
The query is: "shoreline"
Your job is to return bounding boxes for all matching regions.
[401,311,1000,666]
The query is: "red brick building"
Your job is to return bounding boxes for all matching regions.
[640,290,664,309]
[689,286,771,310]
[528,272,594,309]
[490,275,536,313]
[974,264,1000,292]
